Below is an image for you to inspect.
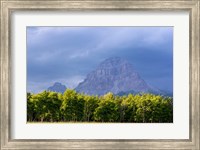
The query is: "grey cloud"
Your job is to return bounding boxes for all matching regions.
[27,27,173,93]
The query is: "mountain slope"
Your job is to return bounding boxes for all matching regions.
[47,82,66,93]
[75,57,163,95]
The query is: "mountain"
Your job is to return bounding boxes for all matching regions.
[75,57,164,95]
[47,82,67,93]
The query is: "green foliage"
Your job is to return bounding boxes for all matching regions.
[27,91,62,122]
[27,90,173,123]
[94,96,119,122]
[61,89,85,121]
[83,95,99,121]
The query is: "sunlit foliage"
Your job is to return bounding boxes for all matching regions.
[27,89,173,123]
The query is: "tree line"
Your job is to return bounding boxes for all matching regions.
[27,89,173,123]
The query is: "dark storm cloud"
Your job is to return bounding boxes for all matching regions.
[27,27,173,93]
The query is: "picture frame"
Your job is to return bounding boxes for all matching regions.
[0,0,199,149]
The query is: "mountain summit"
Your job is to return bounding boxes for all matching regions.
[47,82,66,93]
[75,57,162,95]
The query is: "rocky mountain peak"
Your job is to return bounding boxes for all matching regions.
[47,82,66,93]
[75,57,163,95]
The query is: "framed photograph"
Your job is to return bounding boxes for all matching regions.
[1,0,199,149]
[26,26,173,124]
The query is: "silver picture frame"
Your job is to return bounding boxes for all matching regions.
[1,0,199,149]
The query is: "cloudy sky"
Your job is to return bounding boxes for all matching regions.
[27,27,173,93]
